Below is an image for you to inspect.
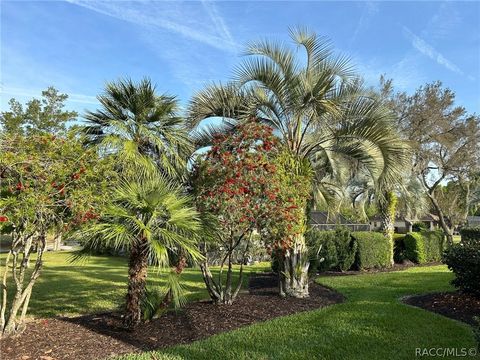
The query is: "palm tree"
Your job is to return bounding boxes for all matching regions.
[83,77,192,179]
[188,28,408,297]
[75,177,202,329]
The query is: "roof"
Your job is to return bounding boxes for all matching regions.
[369,214,439,222]
[467,216,480,224]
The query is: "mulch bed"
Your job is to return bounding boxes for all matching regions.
[403,291,480,326]
[0,273,344,360]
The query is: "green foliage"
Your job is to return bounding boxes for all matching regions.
[460,227,480,245]
[352,232,391,269]
[0,87,77,136]
[443,240,480,296]
[307,227,356,272]
[74,177,202,267]
[404,231,446,263]
[412,222,428,232]
[421,230,447,262]
[142,286,165,321]
[82,77,192,180]
[404,232,426,263]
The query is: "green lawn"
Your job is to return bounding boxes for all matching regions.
[1,251,269,317]
[115,265,478,360]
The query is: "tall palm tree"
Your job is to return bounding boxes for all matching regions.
[188,28,408,297]
[83,77,192,179]
[75,177,202,329]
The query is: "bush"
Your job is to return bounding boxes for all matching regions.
[421,230,446,262]
[460,227,480,245]
[307,227,356,272]
[443,241,480,296]
[412,222,428,232]
[404,232,426,263]
[404,231,446,264]
[352,232,391,269]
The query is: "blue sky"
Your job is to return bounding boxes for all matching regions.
[1,1,479,115]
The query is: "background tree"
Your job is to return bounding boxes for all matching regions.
[381,80,480,243]
[189,28,408,296]
[0,132,113,336]
[0,87,77,135]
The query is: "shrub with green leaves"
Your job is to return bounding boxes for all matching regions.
[421,230,446,262]
[460,227,480,245]
[404,232,426,263]
[443,234,480,297]
[307,227,356,272]
[352,232,391,269]
[404,231,446,263]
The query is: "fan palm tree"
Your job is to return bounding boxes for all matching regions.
[83,77,192,179]
[74,176,202,329]
[188,28,408,297]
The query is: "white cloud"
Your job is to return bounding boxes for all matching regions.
[66,0,238,53]
[403,26,464,75]
[349,1,379,47]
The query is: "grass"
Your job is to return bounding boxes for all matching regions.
[115,265,477,360]
[0,251,269,317]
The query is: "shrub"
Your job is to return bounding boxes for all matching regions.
[460,227,480,245]
[443,241,480,296]
[404,231,446,263]
[307,227,356,272]
[352,232,391,269]
[421,230,446,262]
[404,232,426,263]
[334,227,357,272]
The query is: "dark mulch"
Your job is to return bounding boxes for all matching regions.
[403,291,480,326]
[0,273,344,360]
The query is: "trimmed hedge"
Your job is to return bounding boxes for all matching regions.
[421,230,447,261]
[404,230,446,264]
[352,231,391,269]
[307,227,357,272]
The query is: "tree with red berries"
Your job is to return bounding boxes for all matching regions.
[192,121,309,303]
[0,132,114,336]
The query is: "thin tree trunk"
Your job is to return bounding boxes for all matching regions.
[427,193,454,244]
[123,238,149,330]
[3,233,45,336]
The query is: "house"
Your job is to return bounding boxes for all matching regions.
[369,214,439,234]
[309,211,370,231]
[466,216,480,227]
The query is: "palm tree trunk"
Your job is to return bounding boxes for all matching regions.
[279,233,309,298]
[124,238,148,330]
[380,191,397,266]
